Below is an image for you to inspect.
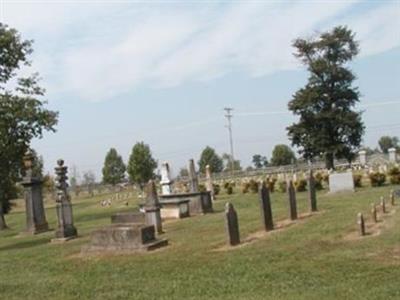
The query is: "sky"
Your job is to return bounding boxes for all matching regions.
[1,0,400,180]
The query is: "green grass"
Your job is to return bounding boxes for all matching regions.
[1,185,400,300]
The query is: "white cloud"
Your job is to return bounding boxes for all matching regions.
[2,1,399,102]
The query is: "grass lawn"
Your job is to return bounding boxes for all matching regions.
[1,185,400,300]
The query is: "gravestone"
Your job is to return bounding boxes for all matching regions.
[21,151,49,234]
[287,180,298,220]
[259,183,273,231]
[380,196,386,214]
[371,204,377,223]
[225,202,240,246]
[188,159,199,193]
[53,159,78,241]
[143,180,163,234]
[388,148,397,162]
[160,162,173,195]
[390,190,395,206]
[307,170,317,212]
[205,165,215,201]
[358,150,367,166]
[329,171,354,193]
[357,213,366,236]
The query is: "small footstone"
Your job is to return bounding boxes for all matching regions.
[380,196,386,214]
[357,212,366,236]
[371,204,377,223]
[225,202,240,246]
[390,190,395,206]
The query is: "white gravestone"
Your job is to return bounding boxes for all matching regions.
[329,171,354,193]
[160,162,173,195]
[389,148,397,163]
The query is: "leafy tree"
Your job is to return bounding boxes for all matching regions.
[82,171,96,197]
[127,142,157,189]
[222,153,242,171]
[287,26,364,169]
[102,148,126,185]
[0,24,58,229]
[378,136,399,154]
[270,144,296,166]
[198,146,223,173]
[178,167,189,178]
[252,154,268,169]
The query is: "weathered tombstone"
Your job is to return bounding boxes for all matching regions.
[143,180,163,234]
[390,190,395,206]
[357,212,366,236]
[388,148,397,162]
[21,151,49,234]
[259,183,273,231]
[188,159,199,193]
[358,150,367,166]
[380,196,386,214]
[160,162,173,195]
[53,159,78,241]
[205,165,215,201]
[371,204,377,223]
[225,202,240,246]
[287,180,298,220]
[307,170,317,212]
[329,171,354,193]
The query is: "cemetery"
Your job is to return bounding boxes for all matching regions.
[0,2,399,300]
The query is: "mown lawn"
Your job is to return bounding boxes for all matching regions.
[0,185,399,300]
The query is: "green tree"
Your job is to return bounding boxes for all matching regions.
[252,154,268,169]
[271,144,296,166]
[127,142,157,189]
[222,153,242,171]
[0,24,58,229]
[287,26,364,169]
[102,148,126,185]
[378,136,399,154]
[198,146,223,173]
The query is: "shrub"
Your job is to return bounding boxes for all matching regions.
[266,177,277,192]
[369,172,386,187]
[249,179,259,193]
[226,185,233,194]
[314,172,324,190]
[223,181,230,189]
[294,179,307,192]
[198,184,206,193]
[353,174,362,187]
[213,184,220,195]
[388,167,400,185]
[277,180,287,193]
[241,182,250,193]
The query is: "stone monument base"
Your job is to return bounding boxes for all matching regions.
[82,224,168,253]
[22,223,50,235]
[159,199,190,219]
[159,191,213,215]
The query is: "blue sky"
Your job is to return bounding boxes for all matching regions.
[2,0,399,180]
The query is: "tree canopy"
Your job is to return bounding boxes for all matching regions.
[252,154,268,169]
[198,146,223,173]
[0,23,58,228]
[378,136,399,154]
[270,145,296,166]
[127,142,157,189]
[102,148,126,185]
[287,26,364,169]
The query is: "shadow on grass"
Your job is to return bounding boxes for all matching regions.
[0,237,49,252]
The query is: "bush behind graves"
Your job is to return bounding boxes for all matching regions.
[353,173,363,187]
[388,167,400,185]
[369,172,386,187]
[277,180,287,193]
[294,179,307,192]
[248,179,259,193]
[213,184,220,195]
[266,177,277,192]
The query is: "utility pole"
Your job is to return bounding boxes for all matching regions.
[224,107,235,176]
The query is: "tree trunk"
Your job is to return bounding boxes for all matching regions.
[0,205,7,230]
[325,152,335,170]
